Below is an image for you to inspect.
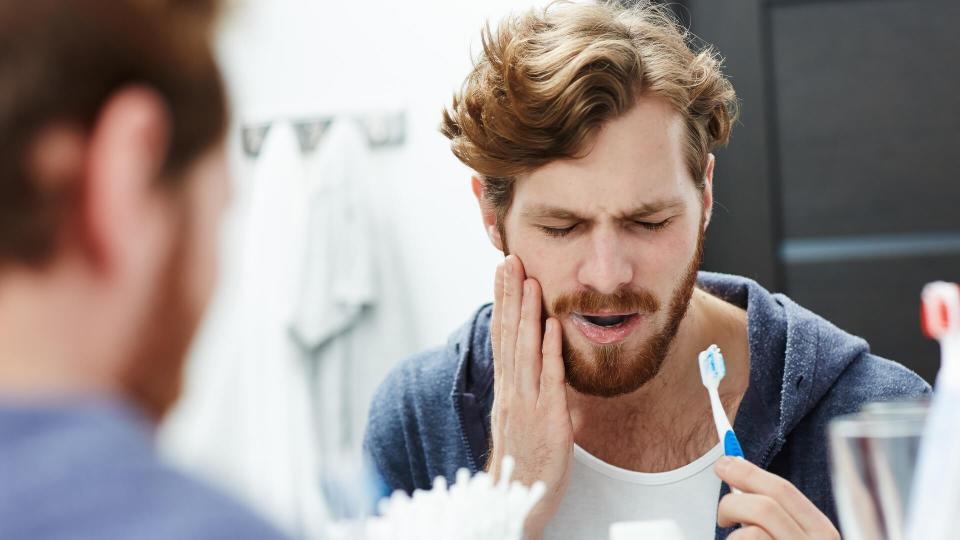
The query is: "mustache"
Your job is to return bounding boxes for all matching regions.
[551,287,659,317]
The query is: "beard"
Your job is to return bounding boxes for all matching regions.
[550,219,705,398]
[119,209,205,422]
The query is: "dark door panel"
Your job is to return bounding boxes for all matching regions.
[687,0,959,383]
[771,0,960,239]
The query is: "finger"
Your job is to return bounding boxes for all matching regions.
[515,278,543,398]
[499,255,526,394]
[727,526,773,540]
[492,263,504,360]
[717,493,805,539]
[538,317,566,405]
[491,263,504,385]
[716,457,833,534]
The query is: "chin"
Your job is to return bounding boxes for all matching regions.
[561,341,665,398]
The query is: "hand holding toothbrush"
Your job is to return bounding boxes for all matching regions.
[487,255,574,540]
[714,457,839,540]
[701,348,839,540]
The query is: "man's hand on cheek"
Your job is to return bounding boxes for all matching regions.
[715,457,840,540]
[488,255,574,540]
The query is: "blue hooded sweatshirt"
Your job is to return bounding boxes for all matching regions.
[364,272,930,538]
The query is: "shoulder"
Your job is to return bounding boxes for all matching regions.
[123,467,289,540]
[1,455,287,540]
[366,345,460,434]
[366,304,490,438]
[363,305,493,493]
[828,352,931,411]
[794,353,930,436]
[363,344,463,493]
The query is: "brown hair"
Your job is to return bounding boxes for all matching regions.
[0,0,227,266]
[441,0,738,228]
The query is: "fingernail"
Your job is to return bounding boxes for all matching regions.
[523,280,531,296]
[505,258,513,277]
[716,457,731,474]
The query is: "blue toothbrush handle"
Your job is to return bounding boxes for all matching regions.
[722,430,745,495]
[723,430,744,459]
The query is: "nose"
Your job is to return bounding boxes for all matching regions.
[576,226,634,295]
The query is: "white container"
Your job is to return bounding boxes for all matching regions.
[609,520,686,540]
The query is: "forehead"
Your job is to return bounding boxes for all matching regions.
[514,96,692,214]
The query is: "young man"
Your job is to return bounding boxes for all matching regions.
[364,2,929,539]
[0,1,287,538]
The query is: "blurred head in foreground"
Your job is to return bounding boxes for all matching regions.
[0,0,227,420]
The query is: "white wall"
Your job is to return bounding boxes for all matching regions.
[160,1,542,534]
[216,0,533,349]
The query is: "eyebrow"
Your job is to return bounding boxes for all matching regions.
[521,198,685,221]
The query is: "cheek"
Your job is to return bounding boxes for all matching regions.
[641,221,703,300]
[647,227,696,268]
[501,226,572,308]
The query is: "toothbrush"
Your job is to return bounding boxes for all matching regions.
[920,282,960,362]
[906,282,960,540]
[698,344,744,494]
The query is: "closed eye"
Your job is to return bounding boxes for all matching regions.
[633,218,672,231]
[538,224,578,238]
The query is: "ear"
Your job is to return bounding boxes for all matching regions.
[82,86,171,274]
[702,153,715,230]
[471,175,505,252]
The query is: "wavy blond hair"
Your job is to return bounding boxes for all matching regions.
[441,0,738,226]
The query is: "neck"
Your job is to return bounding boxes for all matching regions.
[566,287,749,470]
[0,266,121,401]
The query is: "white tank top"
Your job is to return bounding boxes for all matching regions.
[543,442,723,540]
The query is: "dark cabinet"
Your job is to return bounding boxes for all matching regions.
[658,0,960,383]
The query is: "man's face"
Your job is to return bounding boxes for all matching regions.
[499,97,710,397]
[121,146,229,420]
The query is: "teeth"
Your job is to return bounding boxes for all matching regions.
[583,315,629,327]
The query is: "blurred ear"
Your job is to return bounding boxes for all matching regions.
[702,153,715,230]
[82,86,171,274]
[471,175,504,252]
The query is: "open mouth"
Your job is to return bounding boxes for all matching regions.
[571,312,643,344]
[580,314,635,327]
